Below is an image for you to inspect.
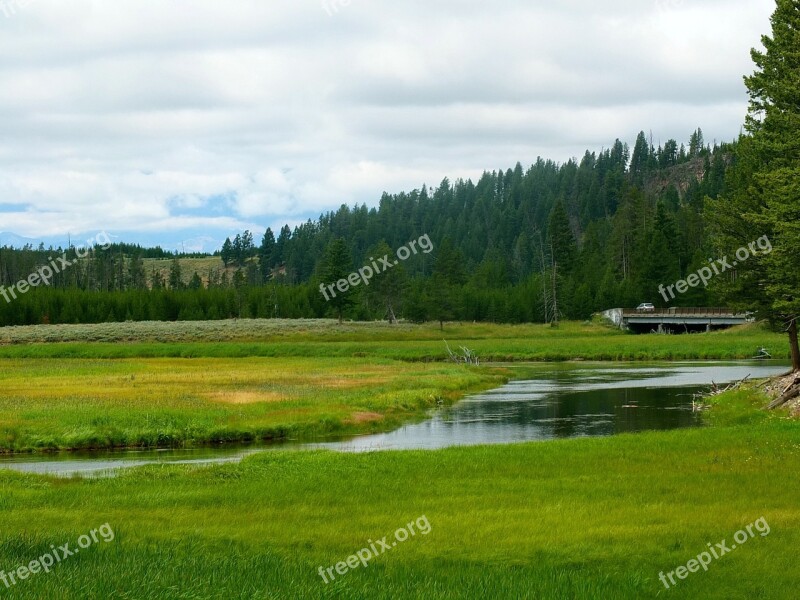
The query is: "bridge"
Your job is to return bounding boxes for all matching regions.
[602,307,752,334]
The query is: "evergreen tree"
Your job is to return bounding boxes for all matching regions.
[364,241,408,323]
[321,238,354,324]
[188,272,203,290]
[742,0,800,371]
[547,199,577,274]
[241,230,255,260]
[272,226,291,268]
[150,268,165,290]
[168,259,183,290]
[689,128,705,157]
[221,238,233,267]
[128,254,146,289]
[260,228,276,279]
[630,131,650,182]
[232,234,243,267]
[429,238,465,330]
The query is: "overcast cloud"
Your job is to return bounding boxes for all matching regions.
[0,0,775,250]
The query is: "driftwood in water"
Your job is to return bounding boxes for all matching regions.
[692,375,751,411]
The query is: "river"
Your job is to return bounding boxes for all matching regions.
[0,361,788,477]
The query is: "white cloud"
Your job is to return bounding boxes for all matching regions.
[0,0,776,245]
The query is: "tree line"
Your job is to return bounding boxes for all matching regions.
[0,128,730,329]
[0,0,798,370]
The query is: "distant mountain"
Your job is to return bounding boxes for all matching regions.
[0,232,42,248]
[171,236,222,254]
[0,231,223,254]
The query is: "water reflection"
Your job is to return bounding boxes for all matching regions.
[0,361,790,474]
[311,362,787,452]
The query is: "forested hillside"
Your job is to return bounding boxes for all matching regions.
[0,129,735,326]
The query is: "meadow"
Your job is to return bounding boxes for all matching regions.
[0,319,788,362]
[0,320,787,453]
[0,319,796,599]
[0,388,798,599]
[0,357,503,453]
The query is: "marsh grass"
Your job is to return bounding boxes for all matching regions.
[0,320,786,453]
[0,321,796,597]
[1,389,798,598]
[0,357,504,453]
[0,320,787,362]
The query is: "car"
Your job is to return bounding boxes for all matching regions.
[636,303,656,312]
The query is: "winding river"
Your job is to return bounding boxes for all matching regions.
[0,361,789,477]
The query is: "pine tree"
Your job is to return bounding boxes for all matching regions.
[689,128,705,157]
[232,234,243,267]
[742,0,800,372]
[364,241,408,323]
[707,0,800,373]
[168,258,183,290]
[630,131,650,182]
[188,272,203,290]
[321,238,354,324]
[547,200,577,274]
[260,228,276,279]
[428,238,465,330]
[242,230,255,260]
[221,238,233,267]
[272,226,291,268]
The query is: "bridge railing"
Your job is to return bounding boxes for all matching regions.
[621,307,744,317]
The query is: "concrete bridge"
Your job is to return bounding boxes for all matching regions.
[602,307,752,334]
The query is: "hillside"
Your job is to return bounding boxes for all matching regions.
[0,129,734,326]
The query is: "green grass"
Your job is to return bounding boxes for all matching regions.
[0,387,798,599]
[0,357,504,453]
[0,320,789,362]
[0,319,796,598]
[0,319,786,453]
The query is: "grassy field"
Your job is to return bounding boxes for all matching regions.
[0,320,787,453]
[0,358,504,453]
[0,388,798,599]
[0,319,796,598]
[0,319,789,362]
[141,256,231,286]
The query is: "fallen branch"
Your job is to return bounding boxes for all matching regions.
[693,375,751,402]
[768,374,800,410]
[444,340,480,366]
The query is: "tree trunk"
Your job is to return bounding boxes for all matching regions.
[789,318,800,373]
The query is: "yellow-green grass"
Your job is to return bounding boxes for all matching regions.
[0,387,798,599]
[0,357,504,453]
[0,320,788,362]
[141,256,231,285]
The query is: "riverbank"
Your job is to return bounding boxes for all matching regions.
[0,357,505,454]
[1,383,797,599]
[0,320,788,454]
[0,319,788,361]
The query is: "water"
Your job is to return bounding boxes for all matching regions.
[0,361,788,477]
[312,362,786,452]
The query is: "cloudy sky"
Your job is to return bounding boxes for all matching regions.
[0,0,776,251]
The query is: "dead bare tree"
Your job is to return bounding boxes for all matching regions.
[534,229,556,325]
[444,340,480,366]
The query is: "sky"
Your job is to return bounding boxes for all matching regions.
[0,0,776,252]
